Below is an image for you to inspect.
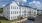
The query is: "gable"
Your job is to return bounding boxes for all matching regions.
[10,1,18,6]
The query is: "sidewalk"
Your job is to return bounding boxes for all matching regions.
[12,18,27,23]
[0,13,3,16]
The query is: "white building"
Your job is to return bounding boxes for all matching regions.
[19,5,31,18]
[37,9,42,15]
[30,8,37,18]
[3,1,37,20]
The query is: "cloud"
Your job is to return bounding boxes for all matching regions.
[22,0,27,2]
[2,4,6,7]
[29,1,40,4]
[29,1,42,10]
[15,0,27,2]
[14,0,27,5]
[15,0,21,2]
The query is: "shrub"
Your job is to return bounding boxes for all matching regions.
[0,8,3,13]
[17,15,23,20]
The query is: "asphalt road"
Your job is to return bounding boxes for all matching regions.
[34,15,42,23]
[21,15,42,23]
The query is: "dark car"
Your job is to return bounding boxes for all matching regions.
[28,17,35,21]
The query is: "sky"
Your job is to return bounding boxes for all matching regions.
[0,0,42,10]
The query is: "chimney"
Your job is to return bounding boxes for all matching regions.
[15,1,19,5]
[14,0,19,5]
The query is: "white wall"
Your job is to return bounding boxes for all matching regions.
[3,5,10,20]
[20,7,31,17]
[9,2,20,20]
[30,8,37,18]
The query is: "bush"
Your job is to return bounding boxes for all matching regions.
[17,16,23,20]
[0,8,3,13]
[19,17,23,19]
[37,13,41,16]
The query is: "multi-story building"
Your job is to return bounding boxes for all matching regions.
[3,1,37,20]
[37,9,42,15]
[31,8,37,18]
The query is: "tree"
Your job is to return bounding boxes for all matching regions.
[0,8,3,13]
[17,15,23,20]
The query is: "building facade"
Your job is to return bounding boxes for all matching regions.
[3,1,37,20]
[37,9,42,15]
[31,8,37,18]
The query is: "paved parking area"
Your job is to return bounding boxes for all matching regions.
[19,15,42,23]
[33,15,42,23]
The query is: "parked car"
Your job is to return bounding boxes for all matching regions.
[27,16,35,21]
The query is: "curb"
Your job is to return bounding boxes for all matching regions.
[12,18,27,23]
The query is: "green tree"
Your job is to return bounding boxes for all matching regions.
[0,8,3,13]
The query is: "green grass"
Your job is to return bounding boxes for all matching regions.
[0,17,18,23]
[0,17,24,23]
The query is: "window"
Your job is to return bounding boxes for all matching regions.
[11,6,14,9]
[17,7,18,9]
[13,6,14,9]
[11,6,18,9]
[17,11,18,14]
[11,11,17,14]
[11,11,12,14]
[15,7,16,9]
[11,6,12,9]
[11,17,13,20]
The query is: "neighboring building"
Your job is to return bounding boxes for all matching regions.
[19,5,37,18]
[37,9,42,15]
[19,5,31,18]
[3,1,37,20]
[31,8,37,18]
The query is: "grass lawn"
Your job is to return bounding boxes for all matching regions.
[0,16,25,23]
[0,17,18,23]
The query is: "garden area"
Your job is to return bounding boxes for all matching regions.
[0,16,24,23]
[0,17,15,23]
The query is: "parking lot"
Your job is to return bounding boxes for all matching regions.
[20,15,42,23]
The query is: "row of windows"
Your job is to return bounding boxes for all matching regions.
[11,11,18,14]
[11,6,31,10]
[11,6,20,9]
